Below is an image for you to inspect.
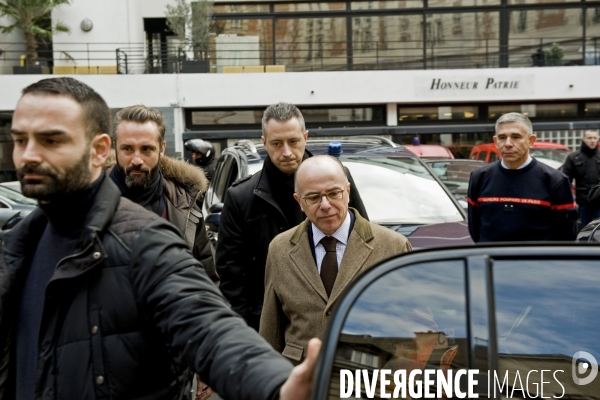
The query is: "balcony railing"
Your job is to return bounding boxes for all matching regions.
[0,37,598,75]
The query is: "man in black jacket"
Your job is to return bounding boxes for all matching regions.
[216,102,369,331]
[468,112,577,242]
[562,129,600,228]
[0,77,318,400]
[108,105,217,283]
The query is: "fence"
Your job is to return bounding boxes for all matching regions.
[0,37,598,75]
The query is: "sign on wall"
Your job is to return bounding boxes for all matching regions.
[415,75,534,98]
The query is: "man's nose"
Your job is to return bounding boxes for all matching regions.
[319,195,331,210]
[20,140,43,164]
[281,143,292,157]
[505,137,514,146]
[131,152,144,166]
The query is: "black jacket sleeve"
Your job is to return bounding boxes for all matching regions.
[131,220,292,400]
[215,188,249,317]
[550,176,578,241]
[561,153,576,183]
[344,166,369,221]
[467,171,481,243]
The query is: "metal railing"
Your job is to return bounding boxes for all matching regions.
[0,37,598,75]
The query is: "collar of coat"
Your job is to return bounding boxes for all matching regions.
[104,150,208,195]
[289,207,373,246]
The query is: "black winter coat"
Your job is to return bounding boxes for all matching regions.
[216,155,369,330]
[562,144,600,204]
[0,178,291,400]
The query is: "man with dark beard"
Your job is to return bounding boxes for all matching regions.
[563,129,600,228]
[107,105,216,283]
[0,77,320,400]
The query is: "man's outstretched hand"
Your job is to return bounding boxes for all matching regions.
[279,338,322,400]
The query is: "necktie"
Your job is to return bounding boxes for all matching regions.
[320,236,338,297]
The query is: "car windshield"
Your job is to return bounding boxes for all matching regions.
[342,157,463,224]
[530,148,570,166]
[0,185,37,205]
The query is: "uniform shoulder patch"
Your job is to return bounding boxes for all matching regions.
[231,174,252,187]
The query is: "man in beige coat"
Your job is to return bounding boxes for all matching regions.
[259,155,412,364]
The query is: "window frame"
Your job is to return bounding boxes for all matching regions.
[312,244,600,399]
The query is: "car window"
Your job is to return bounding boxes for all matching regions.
[326,260,468,399]
[0,200,9,209]
[471,153,478,160]
[343,157,464,224]
[0,186,36,205]
[488,152,499,163]
[477,151,487,161]
[214,154,235,202]
[493,260,600,397]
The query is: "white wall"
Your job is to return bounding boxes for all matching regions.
[2,67,600,111]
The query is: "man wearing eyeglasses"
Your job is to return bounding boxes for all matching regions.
[259,155,411,363]
[216,102,368,331]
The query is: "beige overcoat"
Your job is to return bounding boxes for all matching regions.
[259,208,412,364]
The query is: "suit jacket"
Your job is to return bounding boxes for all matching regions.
[259,208,412,364]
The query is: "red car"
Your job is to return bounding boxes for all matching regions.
[470,141,571,169]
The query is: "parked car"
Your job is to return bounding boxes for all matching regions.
[403,144,455,159]
[470,141,571,169]
[203,137,473,250]
[423,159,484,207]
[0,184,37,230]
[0,181,22,193]
[312,243,600,399]
[576,218,600,242]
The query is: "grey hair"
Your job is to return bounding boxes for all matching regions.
[495,112,533,136]
[294,155,349,192]
[261,102,306,137]
[584,129,599,137]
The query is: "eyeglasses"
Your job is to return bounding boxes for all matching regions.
[298,188,345,206]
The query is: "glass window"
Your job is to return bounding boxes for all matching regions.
[489,103,577,119]
[493,260,600,397]
[477,151,487,161]
[274,2,346,12]
[275,18,347,71]
[343,157,464,224]
[190,110,263,126]
[585,10,600,65]
[429,0,500,6]
[585,102,600,117]
[351,0,424,9]
[303,107,385,124]
[509,0,580,4]
[399,106,478,121]
[488,151,499,162]
[328,261,468,399]
[213,4,270,14]
[352,15,424,70]
[0,186,36,206]
[509,9,583,67]
[425,12,500,69]
[213,20,273,70]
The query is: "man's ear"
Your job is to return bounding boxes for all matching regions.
[493,135,498,146]
[261,135,266,146]
[303,130,308,141]
[293,193,305,213]
[91,133,111,168]
[528,134,537,147]
[160,141,167,156]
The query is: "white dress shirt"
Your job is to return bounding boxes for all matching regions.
[312,211,351,273]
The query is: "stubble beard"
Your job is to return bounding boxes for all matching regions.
[122,162,160,189]
[17,150,92,201]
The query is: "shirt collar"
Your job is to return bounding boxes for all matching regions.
[501,154,532,170]
[312,211,352,247]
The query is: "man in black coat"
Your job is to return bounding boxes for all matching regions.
[216,103,369,331]
[562,129,600,228]
[0,77,318,400]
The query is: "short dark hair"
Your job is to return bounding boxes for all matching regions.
[262,102,306,137]
[113,105,166,147]
[22,77,110,140]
